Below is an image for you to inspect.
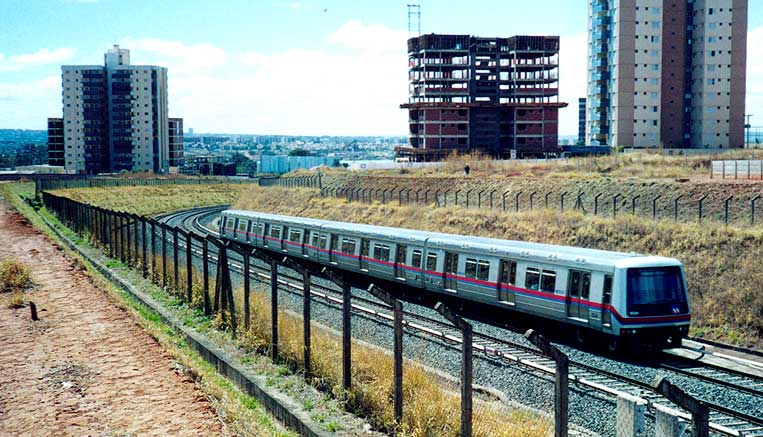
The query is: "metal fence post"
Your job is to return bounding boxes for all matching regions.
[172,227,179,290]
[368,284,403,427]
[502,191,508,211]
[342,282,351,391]
[652,377,709,437]
[489,189,496,209]
[186,232,193,303]
[653,195,662,220]
[545,191,552,209]
[477,190,484,209]
[613,193,622,218]
[515,191,522,213]
[631,195,640,216]
[303,269,311,375]
[161,224,167,289]
[141,218,148,277]
[560,192,568,212]
[698,195,708,223]
[466,190,472,208]
[673,195,686,222]
[752,195,761,225]
[594,193,603,216]
[435,302,472,437]
[525,329,568,437]
[530,191,537,211]
[270,259,279,361]
[202,237,210,315]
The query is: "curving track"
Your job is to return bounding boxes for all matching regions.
[157,206,763,436]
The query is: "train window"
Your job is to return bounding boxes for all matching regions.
[477,260,490,281]
[464,258,490,281]
[289,229,302,243]
[341,238,357,254]
[541,269,557,293]
[257,223,264,236]
[270,226,281,239]
[373,243,391,261]
[465,258,478,278]
[238,220,247,232]
[310,232,320,247]
[426,252,438,271]
[525,267,540,290]
[581,272,591,300]
[499,260,517,285]
[411,250,423,268]
[320,234,328,249]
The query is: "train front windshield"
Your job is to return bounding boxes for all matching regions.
[626,266,688,317]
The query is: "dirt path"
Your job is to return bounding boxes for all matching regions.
[0,198,223,436]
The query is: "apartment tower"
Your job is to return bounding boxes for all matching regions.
[56,45,171,173]
[399,34,566,161]
[586,0,747,149]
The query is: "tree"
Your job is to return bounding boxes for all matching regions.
[288,148,312,157]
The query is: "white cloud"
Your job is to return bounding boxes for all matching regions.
[328,20,408,53]
[746,27,763,125]
[119,38,226,74]
[287,2,303,10]
[179,21,409,135]
[0,48,76,71]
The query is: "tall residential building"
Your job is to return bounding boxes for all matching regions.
[47,117,64,166]
[398,34,566,161]
[168,117,185,171]
[587,0,747,149]
[53,45,172,174]
[578,98,587,145]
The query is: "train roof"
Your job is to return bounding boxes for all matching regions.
[223,210,681,269]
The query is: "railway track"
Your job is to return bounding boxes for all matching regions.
[157,206,763,436]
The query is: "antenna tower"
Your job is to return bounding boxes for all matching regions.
[407,3,421,37]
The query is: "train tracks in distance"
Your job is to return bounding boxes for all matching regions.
[158,206,763,437]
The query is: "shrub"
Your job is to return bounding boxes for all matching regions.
[0,259,32,293]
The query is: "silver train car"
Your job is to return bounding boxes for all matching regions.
[219,210,691,348]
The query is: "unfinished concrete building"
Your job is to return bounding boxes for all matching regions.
[398,34,566,161]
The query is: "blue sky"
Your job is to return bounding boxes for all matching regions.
[1,0,762,136]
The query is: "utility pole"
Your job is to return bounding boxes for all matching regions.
[746,114,753,148]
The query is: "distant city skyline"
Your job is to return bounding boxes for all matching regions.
[2,0,762,137]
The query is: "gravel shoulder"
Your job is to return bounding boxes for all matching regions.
[0,197,224,436]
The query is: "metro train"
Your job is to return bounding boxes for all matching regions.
[219,209,691,349]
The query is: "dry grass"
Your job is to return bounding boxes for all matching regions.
[0,258,33,293]
[238,289,550,436]
[53,184,250,216]
[302,150,763,181]
[234,186,763,347]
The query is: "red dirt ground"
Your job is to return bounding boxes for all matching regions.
[0,197,224,436]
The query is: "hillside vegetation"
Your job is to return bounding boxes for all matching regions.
[234,186,763,347]
[53,184,250,216]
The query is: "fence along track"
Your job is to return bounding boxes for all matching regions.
[169,206,763,437]
[40,191,763,437]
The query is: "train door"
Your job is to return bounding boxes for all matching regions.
[497,259,517,305]
[601,274,613,327]
[359,239,369,270]
[246,221,253,243]
[567,270,591,321]
[443,252,458,291]
[329,234,338,263]
[395,245,407,279]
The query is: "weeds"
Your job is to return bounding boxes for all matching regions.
[0,259,33,293]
